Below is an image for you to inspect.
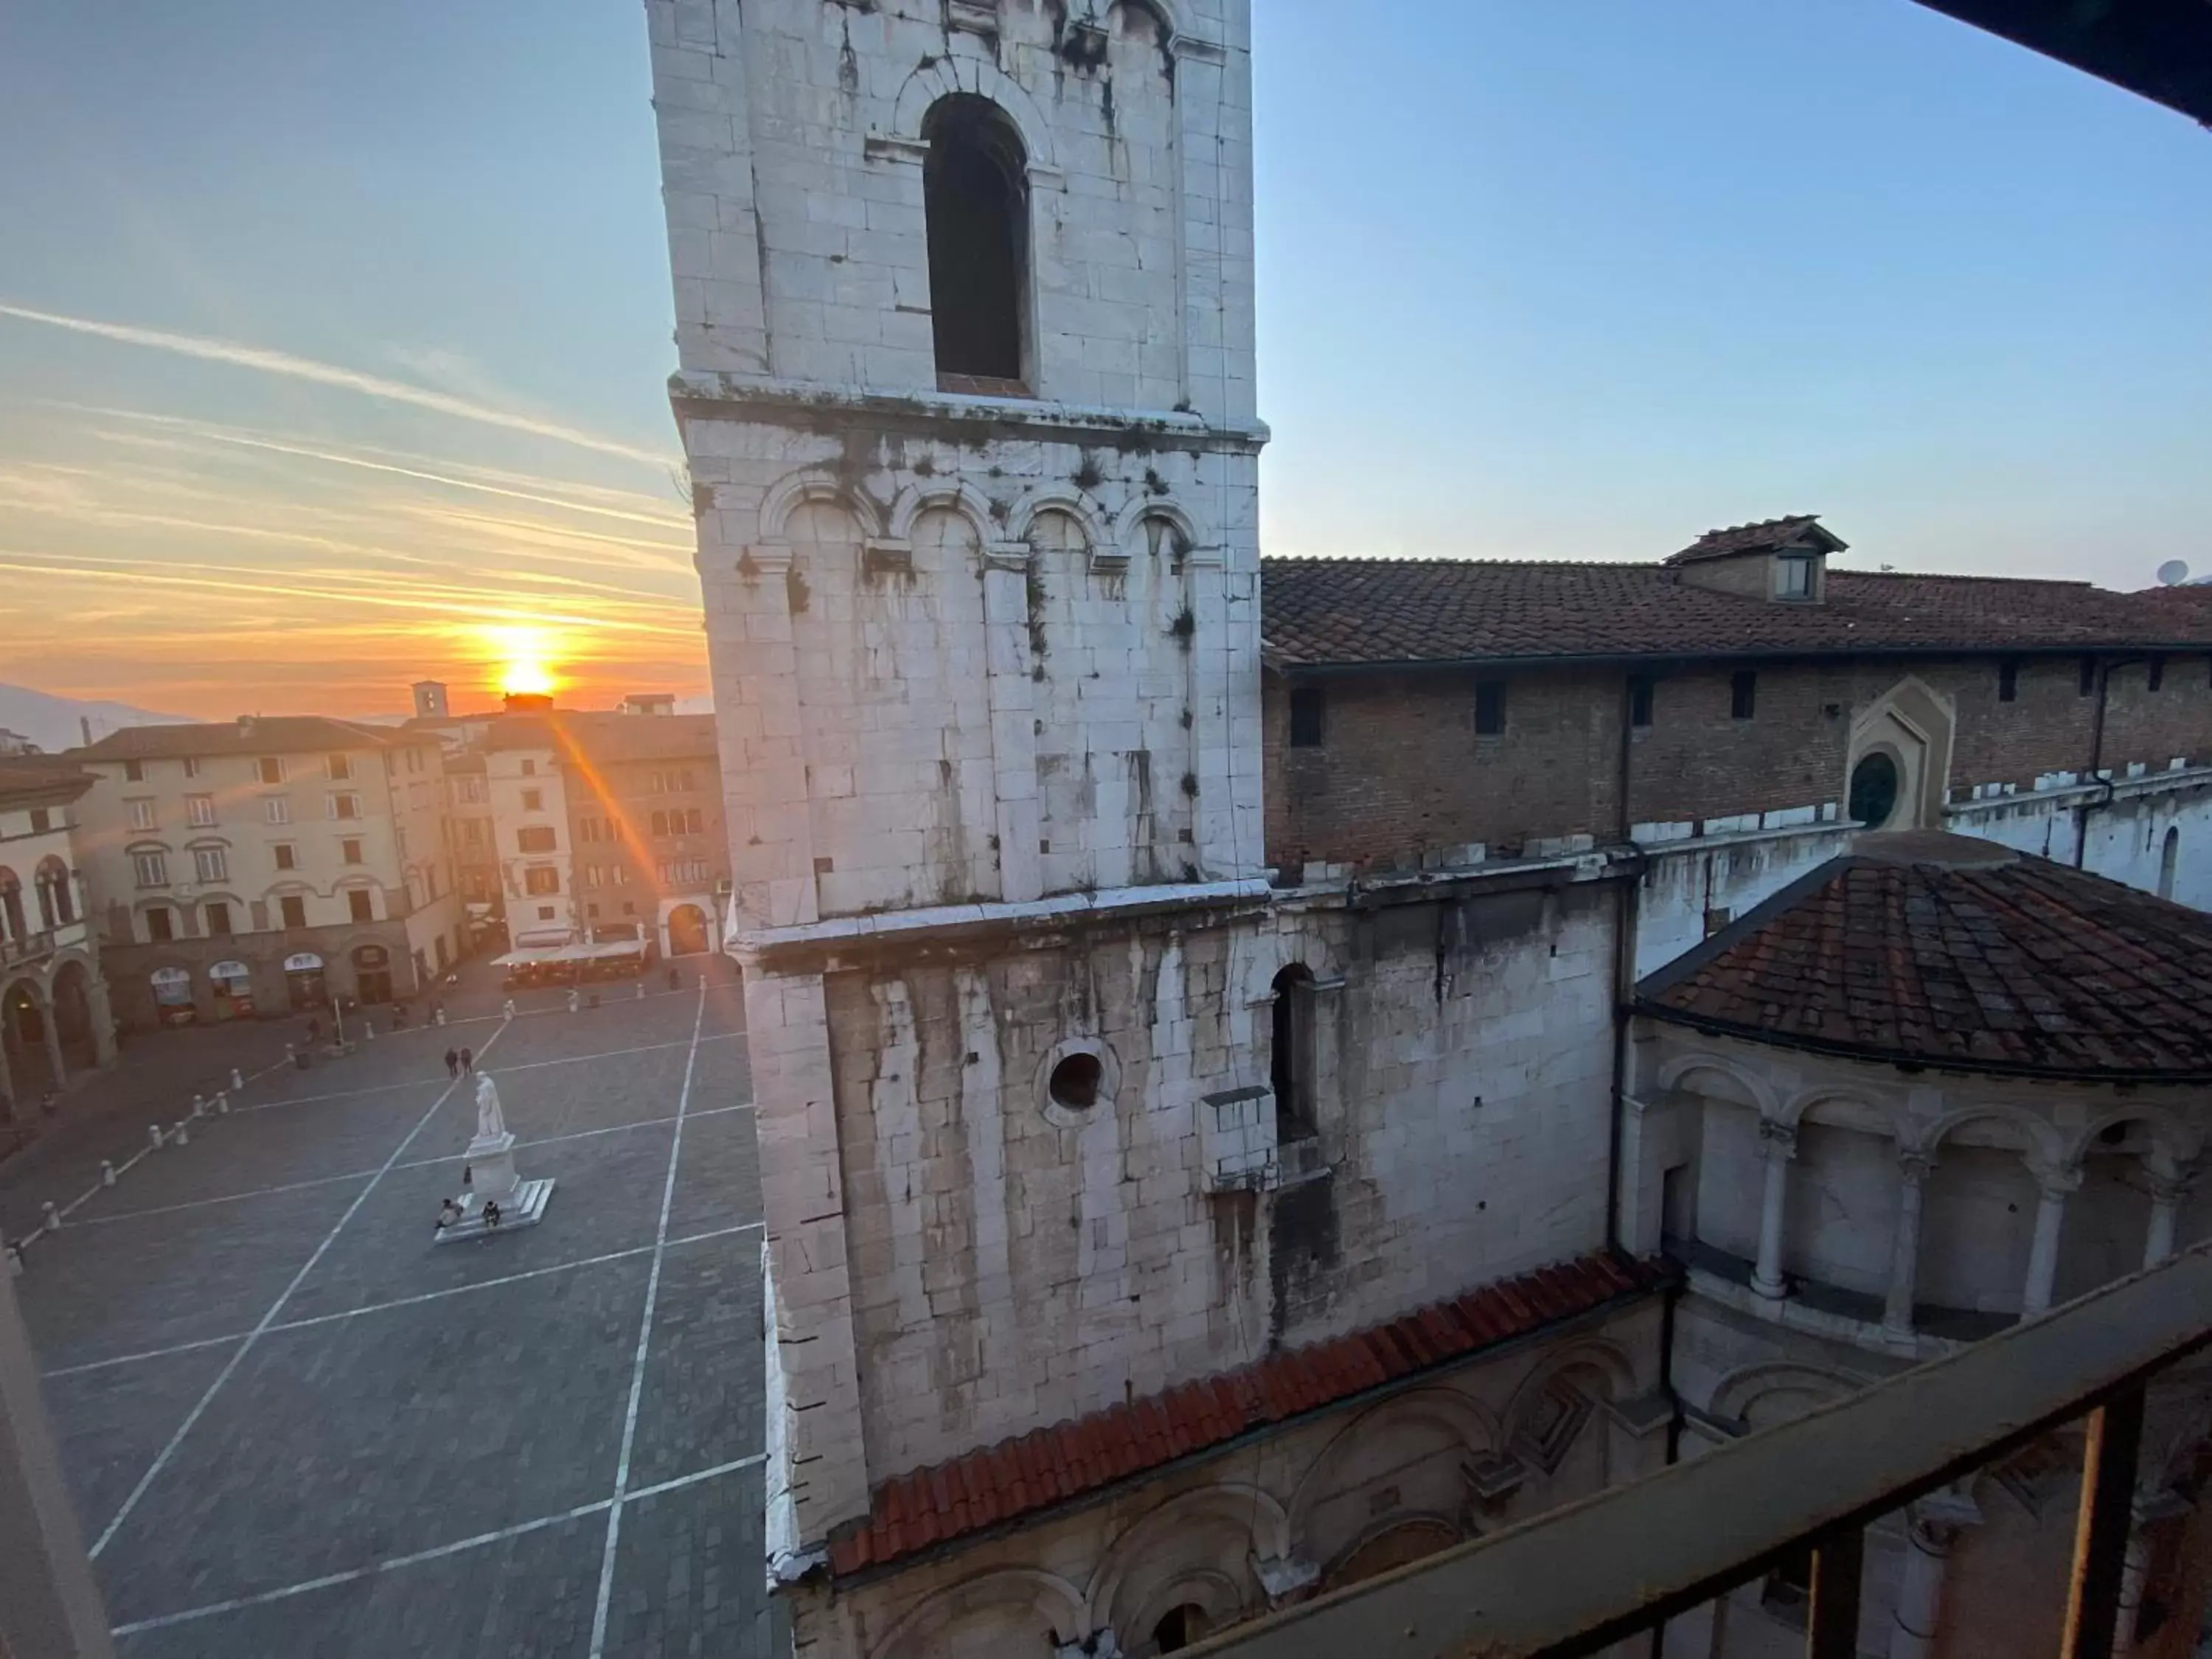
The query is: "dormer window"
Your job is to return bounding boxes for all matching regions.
[1664,515,1844,605]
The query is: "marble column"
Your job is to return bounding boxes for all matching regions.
[1884,1152,1935,1336]
[1752,1121,1798,1300]
[2022,1164,2081,1316]
[2143,1166,2188,1269]
[86,973,115,1071]
[35,988,65,1094]
[1888,1515,1961,1659]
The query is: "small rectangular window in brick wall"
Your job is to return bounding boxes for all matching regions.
[1475,680,1509,737]
[1629,675,1655,728]
[1289,686,1325,748]
[1731,671,1757,720]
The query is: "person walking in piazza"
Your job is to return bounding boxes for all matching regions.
[443,1048,459,1079]
[459,1046,475,1077]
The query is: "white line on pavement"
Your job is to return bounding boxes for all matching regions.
[622,1450,767,1503]
[232,1031,746,1114]
[102,1450,769,1638]
[41,1212,763,1382]
[41,1331,249,1382]
[69,1168,379,1227]
[589,980,708,1658]
[105,1495,619,1637]
[87,1020,509,1559]
[59,1104,754,1231]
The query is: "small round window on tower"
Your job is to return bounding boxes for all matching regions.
[1048,1051,1103,1111]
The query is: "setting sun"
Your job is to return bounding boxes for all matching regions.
[484,624,561,700]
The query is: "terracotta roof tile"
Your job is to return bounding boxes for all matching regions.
[1666,515,1840,564]
[1260,556,2212,671]
[1638,832,2212,1079]
[825,1252,1656,1576]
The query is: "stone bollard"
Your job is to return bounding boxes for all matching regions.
[149,1124,165,1151]
[636,982,645,1001]
[5,1242,21,1278]
[100,1161,116,1187]
[215,1091,229,1115]
[285,1042,296,1062]
[230,1067,244,1091]
[364,1023,375,1043]
[503,999,516,1020]
[191,1093,206,1119]
[567,990,580,1015]
[435,1007,448,1026]
[41,1201,60,1233]
[172,1120,189,1147]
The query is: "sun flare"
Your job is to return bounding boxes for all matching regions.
[483,625,560,699]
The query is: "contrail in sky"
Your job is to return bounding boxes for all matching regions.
[0,300,675,470]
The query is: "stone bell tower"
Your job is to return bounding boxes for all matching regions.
[645,0,1266,1580]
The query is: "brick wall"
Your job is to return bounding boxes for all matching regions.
[1264,667,1623,872]
[1267,653,2212,872]
[2101,655,2212,773]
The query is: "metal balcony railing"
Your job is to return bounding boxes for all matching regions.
[1185,1243,2212,1659]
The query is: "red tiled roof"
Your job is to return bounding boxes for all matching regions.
[1638,832,2212,1080]
[1260,557,2212,671]
[826,1252,1657,1576]
[1667,514,1843,564]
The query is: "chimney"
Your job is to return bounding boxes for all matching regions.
[237,715,257,735]
[80,715,92,748]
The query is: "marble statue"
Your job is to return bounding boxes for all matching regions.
[474,1074,507,1144]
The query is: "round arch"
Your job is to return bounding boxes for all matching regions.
[1083,1483,1284,1634]
[884,478,1002,549]
[867,1567,1087,1659]
[1113,495,1203,566]
[1319,1514,1464,1594]
[757,468,886,546]
[1655,1050,1779,1118]
[1778,1084,1907,1140]
[1708,1360,1868,1429]
[2064,1105,2201,1170]
[887,58,1059,176]
[1004,485,1110,553]
[1919,1104,2063,1166]
[1286,1386,1499,1549]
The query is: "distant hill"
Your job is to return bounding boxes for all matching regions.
[0,684,192,754]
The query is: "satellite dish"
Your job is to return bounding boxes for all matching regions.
[2157,560,2191,586]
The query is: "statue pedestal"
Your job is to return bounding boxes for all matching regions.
[433,1130,554,1245]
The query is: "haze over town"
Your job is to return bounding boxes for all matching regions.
[3,0,2208,720]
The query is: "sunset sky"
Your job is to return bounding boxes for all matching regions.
[3,0,2208,722]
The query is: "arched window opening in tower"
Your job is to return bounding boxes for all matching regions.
[922,94,1029,393]
[1273,963,1318,1143]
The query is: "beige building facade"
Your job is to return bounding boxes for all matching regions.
[0,758,114,1119]
[72,718,464,1027]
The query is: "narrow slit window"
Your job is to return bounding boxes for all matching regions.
[922,95,1029,392]
[1628,675,1655,728]
[1998,659,2019,703]
[1731,670,1757,720]
[1288,686,1325,748]
[1475,679,1508,736]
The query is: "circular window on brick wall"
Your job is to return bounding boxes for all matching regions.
[1037,1037,1119,1127]
[1849,750,1900,829]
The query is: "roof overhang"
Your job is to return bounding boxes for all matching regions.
[1912,0,2212,124]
